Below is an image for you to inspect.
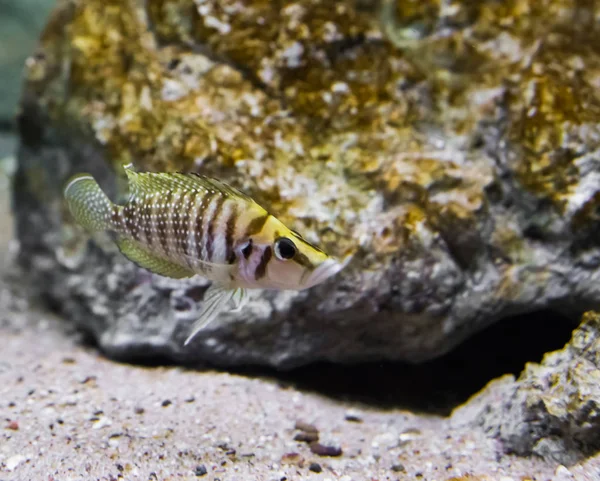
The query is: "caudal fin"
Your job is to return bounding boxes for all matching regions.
[64,174,114,233]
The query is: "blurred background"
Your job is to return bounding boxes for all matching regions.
[0,0,55,265]
[0,0,55,156]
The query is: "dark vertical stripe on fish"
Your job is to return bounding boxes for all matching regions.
[159,190,171,253]
[142,198,151,247]
[254,246,272,280]
[175,193,187,255]
[195,191,214,261]
[111,205,121,231]
[206,195,226,262]
[179,192,190,255]
[225,201,239,264]
[150,193,160,251]
[184,191,198,256]
[244,214,269,237]
[125,203,140,241]
[172,193,182,254]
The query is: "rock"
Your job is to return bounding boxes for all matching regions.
[472,311,600,466]
[12,0,600,368]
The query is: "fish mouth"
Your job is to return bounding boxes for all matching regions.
[302,257,347,289]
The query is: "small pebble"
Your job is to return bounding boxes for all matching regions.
[80,375,97,385]
[294,432,319,443]
[554,465,574,479]
[309,442,342,457]
[295,420,318,433]
[308,463,322,473]
[6,420,19,430]
[194,464,208,476]
[391,464,405,472]
[134,406,145,415]
[217,442,235,455]
[399,428,421,444]
[91,416,112,430]
[344,410,363,423]
[281,452,304,467]
[162,399,172,407]
[5,454,26,471]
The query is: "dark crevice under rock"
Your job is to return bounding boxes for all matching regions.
[95,308,575,417]
[271,309,577,416]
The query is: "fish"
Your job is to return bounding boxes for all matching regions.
[63,163,347,345]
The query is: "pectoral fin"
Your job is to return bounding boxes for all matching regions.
[180,253,236,283]
[117,238,195,279]
[230,288,249,313]
[183,284,249,345]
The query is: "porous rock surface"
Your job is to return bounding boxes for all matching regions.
[13,0,600,367]
[471,311,600,466]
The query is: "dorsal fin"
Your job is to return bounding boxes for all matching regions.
[185,172,255,202]
[123,164,254,202]
[123,164,163,199]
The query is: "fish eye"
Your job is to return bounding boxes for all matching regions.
[274,237,297,260]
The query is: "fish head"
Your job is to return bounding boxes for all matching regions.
[234,215,346,290]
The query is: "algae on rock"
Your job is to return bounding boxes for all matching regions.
[12,0,600,368]
[464,311,600,466]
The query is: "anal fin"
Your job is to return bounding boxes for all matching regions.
[183,285,249,345]
[117,238,195,279]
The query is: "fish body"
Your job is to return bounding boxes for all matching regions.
[64,164,346,344]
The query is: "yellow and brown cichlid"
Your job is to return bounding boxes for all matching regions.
[64,164,347,344]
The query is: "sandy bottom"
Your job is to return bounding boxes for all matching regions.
[3,276,597,481]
